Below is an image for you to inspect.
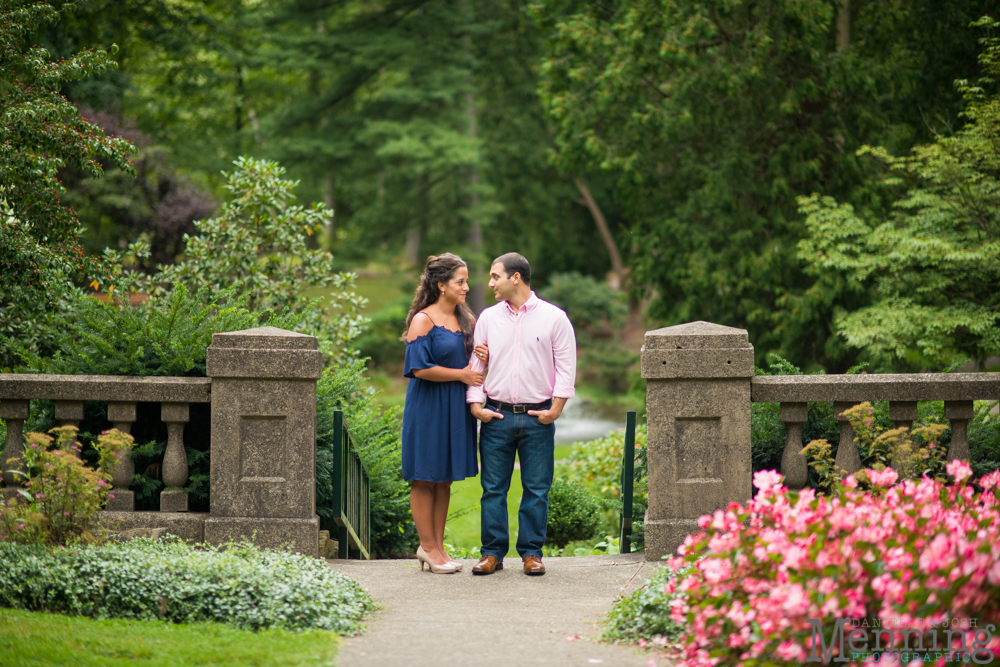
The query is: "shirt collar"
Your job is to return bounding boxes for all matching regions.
[504,291,538,316]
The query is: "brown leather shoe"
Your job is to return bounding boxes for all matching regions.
[472,555,503,575]
[523,555,545,575]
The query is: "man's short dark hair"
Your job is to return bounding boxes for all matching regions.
[492,252,531,285]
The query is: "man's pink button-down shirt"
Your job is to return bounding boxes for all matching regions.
[466,292,577,405]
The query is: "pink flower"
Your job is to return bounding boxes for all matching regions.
[97,479,109,487]
[867,467,898,487]
[947,459,972,482]
[699,558,732,584]
[843,474,858,489]
[753,470,784,494]
[980,470,1000,491]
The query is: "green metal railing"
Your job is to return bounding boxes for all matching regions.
[328,410,371,559]
[619,410,637,554]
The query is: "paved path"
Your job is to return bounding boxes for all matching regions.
[326,553,669,667]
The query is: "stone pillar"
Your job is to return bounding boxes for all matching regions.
[779,403,809,490]
[944,401,974,463]
[106,402,136,511]
[640,321,754,561]
[160,403,190,512]
[833,402,862,476]
[203,326,322,556]
[1,400,30,502]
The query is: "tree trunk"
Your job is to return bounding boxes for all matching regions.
[573,176,625,289]
[324,177,336,244]
[836,0,850,49]
[465,33,485,314]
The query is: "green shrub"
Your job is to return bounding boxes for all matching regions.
[602,564,688,644]
[557,425,647,550]
[120,156,367,368]
[545,478,602,548]
[316,359,416,558]
[1,426,131,546]
[0,538,374,634]
[539,272,627,333]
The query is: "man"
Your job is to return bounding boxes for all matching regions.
[466,253,577,576]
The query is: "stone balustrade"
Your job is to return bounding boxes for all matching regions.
[751,374,1000,490]
[0,326,322,556]
[641,321,1000,561]
[0,375,210,509]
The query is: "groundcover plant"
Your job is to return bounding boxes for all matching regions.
[668,463,1000,666]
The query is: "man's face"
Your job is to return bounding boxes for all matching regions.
[488,262,516,302]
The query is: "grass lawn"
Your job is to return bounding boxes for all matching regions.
[0,609,339,667]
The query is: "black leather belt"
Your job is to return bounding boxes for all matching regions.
[485,398,551,414]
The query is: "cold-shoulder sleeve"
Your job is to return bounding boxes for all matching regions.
[404,334,436,378]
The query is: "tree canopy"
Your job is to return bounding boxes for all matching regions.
[798,20,1000,368]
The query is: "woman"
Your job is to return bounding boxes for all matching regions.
[402,253,487,573]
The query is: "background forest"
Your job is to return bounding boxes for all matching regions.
[3,0,1000,375]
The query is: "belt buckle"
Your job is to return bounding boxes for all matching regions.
[513,404,526,414]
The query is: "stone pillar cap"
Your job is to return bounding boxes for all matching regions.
[207,327,322,379]
[643,321,750,350]
[210,327,318,350]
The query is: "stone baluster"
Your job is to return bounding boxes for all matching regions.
[833,401,862,476]
[944,401,974,463]
[1,400,30,502]
[890,401,919,432]
[106,402,137,511]
[779,402,809,490]
[160,403,190,512]
[54,400,84,456]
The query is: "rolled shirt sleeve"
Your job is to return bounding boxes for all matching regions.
[466,316,488,404]
[551,312,577,399]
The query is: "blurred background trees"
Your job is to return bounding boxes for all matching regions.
[6,0,1000,373]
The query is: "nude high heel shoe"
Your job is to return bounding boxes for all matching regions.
[417,546,458,574]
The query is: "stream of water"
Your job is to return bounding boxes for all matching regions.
[554,398,627,445]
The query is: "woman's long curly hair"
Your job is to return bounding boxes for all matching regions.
[402,253,475,355]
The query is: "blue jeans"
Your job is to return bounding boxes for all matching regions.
[479,409,555,559]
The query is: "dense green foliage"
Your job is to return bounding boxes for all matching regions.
[0,609,341,667]
[316,360,416,558]
[602,564,687,644]
[0,0,135,367]
[0,538,374,633]
[545,477,602,548]
[531,0,994,370]
[798,21,1000,368]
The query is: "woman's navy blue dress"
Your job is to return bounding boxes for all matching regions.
[402,326,478,482]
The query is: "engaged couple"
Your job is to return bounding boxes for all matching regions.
[401,252,577,576]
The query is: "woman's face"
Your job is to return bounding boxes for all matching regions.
[438,266,470,304]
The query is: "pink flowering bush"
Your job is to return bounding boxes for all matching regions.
[668,463,1000,666]
[1,426,132,545]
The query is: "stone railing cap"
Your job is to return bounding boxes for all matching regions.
[210,326,318,350]
[643,321,751,350]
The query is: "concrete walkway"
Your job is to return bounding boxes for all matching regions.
[326,553,669,667]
